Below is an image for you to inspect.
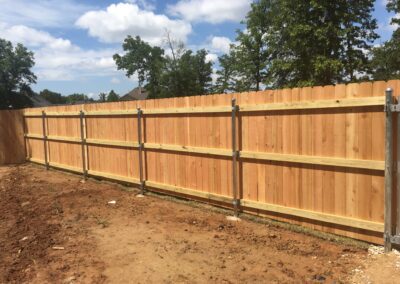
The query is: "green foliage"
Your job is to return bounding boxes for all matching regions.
[216,0,378,90]
[159,49,213,97]
[213,54,236,93]
[234,0,271,91]
[114,35,213,99]
[106,90,120,102]
[113,36,165,98]
[266,0,377,87]
[370,33,400,80]
[0,38,36,109]
[39,89,67,104]
[370,1,400,80]
[65,93,93,104]
[387,0,400,25]
[99,92,107,102]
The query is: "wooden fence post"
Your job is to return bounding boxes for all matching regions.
[385,88,394,252]
[41,110,49,170]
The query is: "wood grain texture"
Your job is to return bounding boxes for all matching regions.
[0,110,25,164]
[21,80,399,244]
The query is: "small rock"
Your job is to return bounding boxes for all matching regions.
[313,275,326,282]
[108,200,116,205]
[242,266,247,271]
[52,246,65,250]
[20,236,29,241]
[63,276,76,284]
[368,245,384,255]
[21,201,30,207]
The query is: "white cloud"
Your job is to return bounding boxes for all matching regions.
[168,0,251,24]
[205,53,218,63]
[0,22,119,81]
[111,77,121,84]
[125,0,156,11]
[211,36,232,53]
[76,3,192,45]
[87,92,98,100]
[0,23,75,50]
[0,0,92,27]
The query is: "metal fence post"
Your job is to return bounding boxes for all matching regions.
[137,108,145,195]
[231,98,239,217]
[79,110,88,179]
[385,88,394,252]
[41,110,49,170]
[397,96,400,237]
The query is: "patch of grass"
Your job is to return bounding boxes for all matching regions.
[93,216,110,228]
[52,202,63,215]
[47,186,58,192]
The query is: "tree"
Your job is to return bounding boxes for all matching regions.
[113,36,165,98]
[340,0,379,81]
[214,0,377,90]
[370,0,400,80]
[99,92,107,102]
[115,35,213,99]
[233,0,272,91]
[370,32,400,80]
[193,49,213,94]
[65,93,93,104]
[39,89,67,104]
[107,90,119,102]
[387,0,400,26]
[266,0,377,88]
[214,53,236,93]
[0,38,36,109]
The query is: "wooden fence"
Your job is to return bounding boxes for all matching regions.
[0,110,25,164]
[17,80,400,245]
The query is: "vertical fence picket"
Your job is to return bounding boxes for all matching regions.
[41,110,49,170]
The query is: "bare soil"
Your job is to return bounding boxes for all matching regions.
[0,164,397,283]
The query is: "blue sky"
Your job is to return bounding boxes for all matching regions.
[0,0,397,98]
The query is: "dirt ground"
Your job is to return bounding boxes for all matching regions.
[0,164,399,283]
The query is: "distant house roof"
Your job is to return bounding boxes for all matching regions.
[121,87,149,101]
[30,95,53,107]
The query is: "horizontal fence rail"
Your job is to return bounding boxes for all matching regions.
[24,134,384,171]
[24,96,385,117]
[21,81,400,245]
